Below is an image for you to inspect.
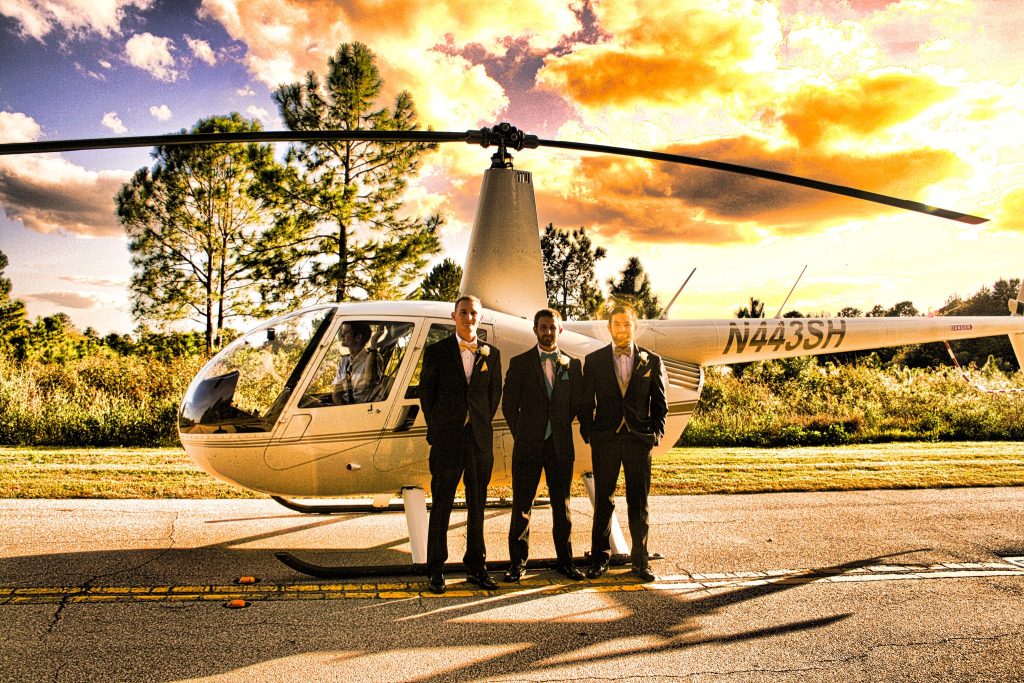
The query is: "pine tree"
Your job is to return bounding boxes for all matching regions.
[415,258,463,302]
[736,297,765,319]
[116,114,279,354]
[260,42,441,305]
[608,256,661,319]
[541,224,606,319]
[0,249,28,355]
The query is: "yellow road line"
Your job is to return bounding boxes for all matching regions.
[3,563,1023,606]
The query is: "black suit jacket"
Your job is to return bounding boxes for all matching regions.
[580,344,668,449]
[501,347,584,461]
[419,334,502,454]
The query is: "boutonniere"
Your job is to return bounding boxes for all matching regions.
[478,344,490,357]
[556,353,570,380]
[638,350,649,364]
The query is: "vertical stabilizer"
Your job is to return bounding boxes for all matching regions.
[460,167,548,318]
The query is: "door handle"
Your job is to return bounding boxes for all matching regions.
[392,405,419,432]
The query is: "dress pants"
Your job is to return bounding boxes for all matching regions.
[508,437,574,567]
[426,424,493,574]
[589,431,652,567]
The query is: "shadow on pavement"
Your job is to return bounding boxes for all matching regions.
[1,514,932,683]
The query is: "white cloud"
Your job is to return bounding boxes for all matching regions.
[185,35,216,65]
[24,291,100,309]
[125,32,178,82]
[149,104,172,121]
[59,274,127,288]
[0,111,42,143]
[75,62,106,80]
[0,152,131,237]
[236,86,255,97]
[101,111,128,133]
[98,59,112,69]
[0,0,154,42]
[245,105,269,121]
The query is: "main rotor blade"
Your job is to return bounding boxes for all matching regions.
[0,130,470,155]
[0,126,987,224]
[537,138,988,225]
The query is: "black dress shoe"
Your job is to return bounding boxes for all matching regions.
[427,573,446,594]
[466,570,499,590]
[555,564,585,581]
[631,565,656,582]
[585,560,609,579]
[503,565,524,583]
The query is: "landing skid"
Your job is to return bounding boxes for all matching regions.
[275,475,657,579]
[271,495,550,515]
[274,552,592,579]
[271,496,402,514]
[274,551,661,579]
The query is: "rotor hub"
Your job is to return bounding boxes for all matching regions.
[466,122,539,168]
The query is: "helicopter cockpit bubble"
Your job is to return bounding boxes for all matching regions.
[178,305,337,435]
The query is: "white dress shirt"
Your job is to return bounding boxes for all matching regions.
[458,335,477,382]
[538,345,558,389]
[614,345,634,388]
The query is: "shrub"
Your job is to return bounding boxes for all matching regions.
[0,353,204,446]
[681,357,1024,446]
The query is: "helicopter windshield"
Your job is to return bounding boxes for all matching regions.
[179,307,336,434]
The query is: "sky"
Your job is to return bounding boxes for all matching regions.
[1,0,1023,334]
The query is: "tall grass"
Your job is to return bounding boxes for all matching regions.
[2,351,1023,447]
[684,356,1024,446]
[0,353,204,446]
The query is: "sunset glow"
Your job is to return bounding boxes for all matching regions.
[1,0,1022,331]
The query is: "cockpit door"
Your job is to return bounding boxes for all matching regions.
[372,321,496,474]
[262,317,420,480]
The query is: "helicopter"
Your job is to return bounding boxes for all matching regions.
[3,123,1023,577]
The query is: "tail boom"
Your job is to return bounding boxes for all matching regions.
[561,316,1024,367]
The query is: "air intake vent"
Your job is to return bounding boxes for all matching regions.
[663,358,702,392]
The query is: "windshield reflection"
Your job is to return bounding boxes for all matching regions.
[179,307,336,433]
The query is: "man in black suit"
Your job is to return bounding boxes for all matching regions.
[580,302,668,582]
[419,294,503,593]
[501,308,585,583]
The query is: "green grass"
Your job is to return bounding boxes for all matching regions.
[3,443,1023,499]
[652,442,1024,495]
[0,447,260,499]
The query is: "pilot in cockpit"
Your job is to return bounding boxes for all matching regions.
[332,322,383,405]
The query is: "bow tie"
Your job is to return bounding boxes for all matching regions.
[540,351,558,362]
[614,345,632,357]
[459,341,477,353]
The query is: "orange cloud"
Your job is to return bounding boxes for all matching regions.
[529,135,966,243]
[201,0,576,128]
[765,71,955,147]
[536,2,777,108]
[536,183,758,245]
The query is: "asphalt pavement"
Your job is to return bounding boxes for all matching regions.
[2,487,1024,682]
